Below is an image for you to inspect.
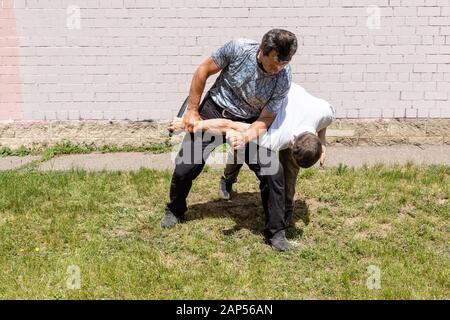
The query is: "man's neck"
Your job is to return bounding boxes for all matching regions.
[256,50,269,74]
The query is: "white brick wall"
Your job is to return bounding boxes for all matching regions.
[0,0,449,121]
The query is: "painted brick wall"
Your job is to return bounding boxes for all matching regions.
[1,0,449,121]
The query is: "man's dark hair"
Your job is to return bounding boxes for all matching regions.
[291,132,322,168]
[260,29,298,62]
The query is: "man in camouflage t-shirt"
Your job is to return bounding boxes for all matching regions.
[161,29,298,251]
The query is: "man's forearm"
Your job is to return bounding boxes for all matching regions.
[195,119,250,135]
[240,110,276,144]
[241,121,270,144]
[188,67,209,111]
[318,128,327,145]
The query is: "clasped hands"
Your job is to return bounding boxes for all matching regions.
[226,129,247,150]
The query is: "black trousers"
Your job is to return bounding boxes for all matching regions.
[166,92,287,238]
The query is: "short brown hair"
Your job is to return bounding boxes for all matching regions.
[291,132,322,168]
[260,29,298,62]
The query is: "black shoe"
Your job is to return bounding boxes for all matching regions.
[160,210,182,229]
[268,230,290,252]
[218,176,233,201]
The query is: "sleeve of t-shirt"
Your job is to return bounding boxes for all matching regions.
[211,39,240,70]
[317,116,333,132]
[316,105,336,132]
[264,65,293,114]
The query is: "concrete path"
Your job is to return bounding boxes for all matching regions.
[326,145,450,167]
[0,156,42,171]
[1,145,449,172]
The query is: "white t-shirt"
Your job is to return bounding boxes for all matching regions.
[258,82,335,151]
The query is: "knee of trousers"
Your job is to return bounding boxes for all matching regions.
[173,163,204,182]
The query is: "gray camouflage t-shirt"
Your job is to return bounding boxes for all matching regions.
[210,38,292,119]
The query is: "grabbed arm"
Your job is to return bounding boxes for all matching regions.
[168,117,251,136]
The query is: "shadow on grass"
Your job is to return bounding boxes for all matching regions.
[187,192,310,239]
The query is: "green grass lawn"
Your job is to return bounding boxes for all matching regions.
[0,164,448,299]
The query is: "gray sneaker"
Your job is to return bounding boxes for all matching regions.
[160,210,182,229]
[218,176,233,201]
[268,230,290,252]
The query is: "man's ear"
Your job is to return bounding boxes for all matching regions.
[288,138,295,148]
